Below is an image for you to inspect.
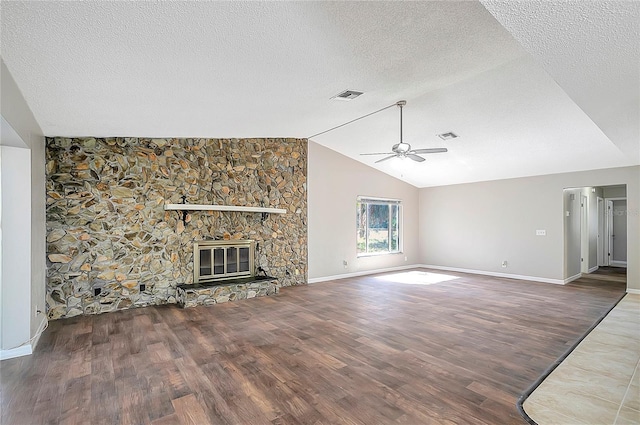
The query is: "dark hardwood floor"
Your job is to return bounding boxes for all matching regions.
[1,267,626,425]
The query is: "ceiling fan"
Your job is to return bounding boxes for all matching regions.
[360,100,448,163]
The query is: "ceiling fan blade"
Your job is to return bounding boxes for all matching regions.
[407,154,426,162]
[375,155,397,163]
[360,152,394,156]
[411,148,448,154]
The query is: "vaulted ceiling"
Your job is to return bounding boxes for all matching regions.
[1,1,638,187]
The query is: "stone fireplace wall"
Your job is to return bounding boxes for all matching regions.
[45,137,307,319]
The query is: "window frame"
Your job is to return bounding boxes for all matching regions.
[356,196,403,257]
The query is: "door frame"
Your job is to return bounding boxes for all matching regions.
[580,195,589,273]
[604,197,626,267]
[597,197,605,266]
[605,199,614,266]
[605,196,629,267]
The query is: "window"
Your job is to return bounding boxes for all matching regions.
[357,197,401,255]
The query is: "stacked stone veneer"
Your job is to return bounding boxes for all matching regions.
[45,137,307,319]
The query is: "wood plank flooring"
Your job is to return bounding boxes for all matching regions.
[0,267,626,424]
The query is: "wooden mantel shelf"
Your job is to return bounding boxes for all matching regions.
[164,204,287,214]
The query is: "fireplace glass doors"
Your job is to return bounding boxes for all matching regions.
[194,240,254,283]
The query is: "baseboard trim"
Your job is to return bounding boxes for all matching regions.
[419,265,565,285]
[31,316,47,350]
[627,289,640,295]
[309,264,621,287]
[0,316,47,361]
[0,345,33,361]
[564,273,582,284]
[308,264,418,284]
[611,261,627,268]
[588,266,599,274]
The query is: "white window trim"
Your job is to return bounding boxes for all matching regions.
[356,196,403,257]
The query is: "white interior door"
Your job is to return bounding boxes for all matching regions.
[580,195,588,273]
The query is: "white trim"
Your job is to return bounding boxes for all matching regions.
[356,195,401,204]
[164,204,286,214]
[564,273,582,284]
[0,344,32,361]
[610,261,627,268]
[31,316,47,350]
[588,266,599,274]
[308,264,417,283]
[626,289,640,295]
[419,265,566,285]
[308,264,629,288]
[356,251,403,258]
[0,316,48,361]
[580,195,588,274]
[597,197,605,266]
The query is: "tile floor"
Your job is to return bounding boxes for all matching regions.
[523,294,640,425]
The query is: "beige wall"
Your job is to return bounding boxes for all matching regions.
[308,141,419,280]
[1,58,47,353]
[419,166,639,291]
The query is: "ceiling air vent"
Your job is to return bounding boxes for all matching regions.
[331,90,364,101]
[437,132,459,140]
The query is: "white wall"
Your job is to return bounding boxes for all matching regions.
[308,141,419,280]
[419,166,640,291]
[1,147,32,351]
[1,58,46,358]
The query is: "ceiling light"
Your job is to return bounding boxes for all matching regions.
[331,90,364,101]
[437,132,459,140]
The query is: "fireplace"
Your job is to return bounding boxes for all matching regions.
[178,238,278,307]
[194,239,255,284]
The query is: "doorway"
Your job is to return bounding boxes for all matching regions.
[563,185,627,281]
[609,199,627,267]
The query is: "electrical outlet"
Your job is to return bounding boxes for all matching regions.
[404,256,408,262]
[343,260,348,269]
[35,305,39,317]
[536,229,546,236]
[502,260,508,268]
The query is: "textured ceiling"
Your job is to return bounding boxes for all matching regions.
[481,0,640,164]
[1,1,638,187]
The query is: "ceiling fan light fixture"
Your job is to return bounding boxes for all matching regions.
[352,100,448,164]
[393,142,411,153]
